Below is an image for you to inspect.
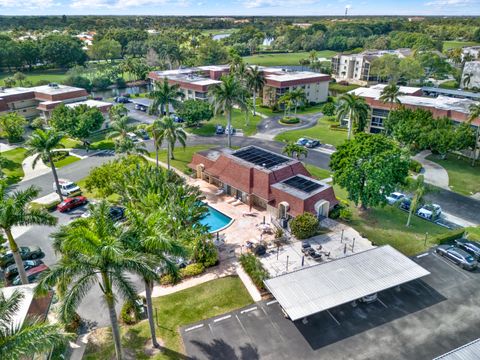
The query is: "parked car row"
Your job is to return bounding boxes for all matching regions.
[0,246,48,285]
[215,124,236,135]
[436,240,480,271]
[385,191,442,221]
[296,138,320,148]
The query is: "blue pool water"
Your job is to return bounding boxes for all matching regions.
[200,204,233,233]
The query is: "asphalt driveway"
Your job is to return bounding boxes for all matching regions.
[182,250,480,360]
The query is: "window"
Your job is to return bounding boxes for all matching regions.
[371,117,384,128]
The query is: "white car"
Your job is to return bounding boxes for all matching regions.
[360,293,378,303]
[386,192,405,205]
[54,179,81,197]
[417,204,442,220]
[127,132,140,142]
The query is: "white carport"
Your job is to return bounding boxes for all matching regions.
[264,245,430,321]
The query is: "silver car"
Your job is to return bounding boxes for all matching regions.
[436,245,477,270]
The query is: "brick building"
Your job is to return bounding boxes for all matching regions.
[189,146,338,219]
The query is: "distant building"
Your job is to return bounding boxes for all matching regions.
[0,83,111,123]
[189,146,338,218]
[148,65,330,106]
[349,84,480,133]
[331,49,412,85]
[461,61,480,90]
[292,23,312,29]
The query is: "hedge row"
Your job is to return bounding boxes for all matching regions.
[239,253,269,291]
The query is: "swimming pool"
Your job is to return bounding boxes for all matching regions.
[200,204,233,233]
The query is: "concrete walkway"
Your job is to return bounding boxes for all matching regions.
[412,150,450,189]
[21,154,51,182]
[0,142,15,152]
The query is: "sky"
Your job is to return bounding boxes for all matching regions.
[0,0,479,16]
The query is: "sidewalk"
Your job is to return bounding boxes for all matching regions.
[412,150,450,189]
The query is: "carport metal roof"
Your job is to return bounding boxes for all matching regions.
[433,338,480,360]
[264,245,430,321]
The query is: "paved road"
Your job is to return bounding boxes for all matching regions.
[254,112,321,139]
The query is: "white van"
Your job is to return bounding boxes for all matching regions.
[53,179,81,197]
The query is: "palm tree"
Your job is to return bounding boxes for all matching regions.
[148,118,163,168]
[25,129,65,201]
[468,103,480,166]
[109,104,128,122]
[0,182,57,284]
[122,207,186,349]
[336,93,370,140]
[463,73,473,89]
[282,142,308,159]
[245,66,265,117]
[106,115,148,156]
[106,115,132,141]
[36,201,157,360]
[379,83,403,109]
[278,92,293,117]
[155,116,187,170]
[405,175,431,227]
[209,75,247,148]
[0,290,73,360]
[289,88,307,114]
[149,78,184,116]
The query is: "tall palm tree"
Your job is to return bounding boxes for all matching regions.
[278,92,293,117]
[149,78,184,116]
[209,75,247,148]
[109,104,128,122]
[36,201,157,360]
[25,129,65,201]
[336,93,370,140]
[0,290,73,360]
[463,73,473,89]
[148,118,163,168]
[468,103,480,166]
[282,142,308,159]
[289,88,307,114]
[106,115,132,141]
[0,182,57,284]
[404,175,431,227]
[379,83,403,109]
[155,116,187,170]
[245,66,265,117]
[122,207,186,349]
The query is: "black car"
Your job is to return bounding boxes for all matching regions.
[115,96,130,103]
[137,129,149,140]
[454,238,480,259]
[305,140,320,148]
[436,245,477,270]
[110,206,126,222]
[4,259,44,280]
[399,197,412,211]
[0,246,43,268]
[215,125,225,135]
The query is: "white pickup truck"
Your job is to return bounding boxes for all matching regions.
[53,179,81,197]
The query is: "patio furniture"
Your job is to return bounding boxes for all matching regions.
[214,189,224,196]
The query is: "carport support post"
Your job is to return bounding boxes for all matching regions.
[341,229,344,243]
[302,256,305,267]
[352,238,355,252]
[277,245,279,260]
[286,255,289,272]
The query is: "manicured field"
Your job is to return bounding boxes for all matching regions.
[275,116,347,148]
[187,109,262,136]
[243,50,336,66]
[256,103,325,117]
[52,155,80,168]
[426,154,480,195]
[443,41,480,51]
[149,144,215,173]
[466,226,480,241]
[0,147,27,184]
[0,69,68,86]
[83,277,253,360]
[305,164,331,180]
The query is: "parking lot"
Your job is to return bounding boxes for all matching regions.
[182,250,480,360]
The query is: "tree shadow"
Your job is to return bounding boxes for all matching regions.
[190,339,259,360]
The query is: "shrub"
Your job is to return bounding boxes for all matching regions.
[321,102,336,116]
[409,159,423,173]
[115,77,126,89]
[239,253,269,291]
[92,76,112,90]
[279,116,300,125]
[339,207,353,222]
[30,117,45,130]
[290,212,319,239]
[192,237,218,267]
[159,273,179,286]
[180,263,205,278]
[434,229,465,245]
[120,298,143,325]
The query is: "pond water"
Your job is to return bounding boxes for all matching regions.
[90,84,152,99]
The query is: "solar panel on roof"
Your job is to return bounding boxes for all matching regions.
[283,176,323,193]
[233,147,289,169]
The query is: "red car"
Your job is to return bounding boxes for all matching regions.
[57,196,88,212]
[12,264,49,285]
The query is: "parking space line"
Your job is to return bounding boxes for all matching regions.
[432,253,471,279]
[416,252,430,258]
[240,306,258,314]
[213,315,232,323]
[184,324,204,332]
[378,298,388,308]
[266,300,278,306]
[326,310,341,326]
[235,314,250,336]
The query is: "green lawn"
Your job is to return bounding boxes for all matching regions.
[242,51,336,66]
[61,134,115,151]
[439,80,459,90]
[305,164,331,180]
[275,116,347,148]
[52,155,80,168]
[84,277,253,360]
[329,82,361,95]
[149,144,215,173]
[0,69,68,86]
[1,147,27,184]
[426,154,480,195]
[256,103,325,117]
[443,41,480,51]
[466,226,480,241]
[187,109,261,136]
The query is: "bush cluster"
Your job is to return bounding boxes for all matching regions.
[120,298,143,325]
[239,253,269,291]
[290,212,319,239]
[279,116,300,125]
[409,159,423,173]
[180,263,205,277]
[321,102,336,116]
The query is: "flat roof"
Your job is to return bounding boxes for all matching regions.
[232,146,290,169]
[0,84,85,97]
[422,87,480,100]
[66,99,112,109]
[265,71,328,82]
[129,98,153,107]
[433,338,480,360]
[271,174,329,200]
[264,245,430,321]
